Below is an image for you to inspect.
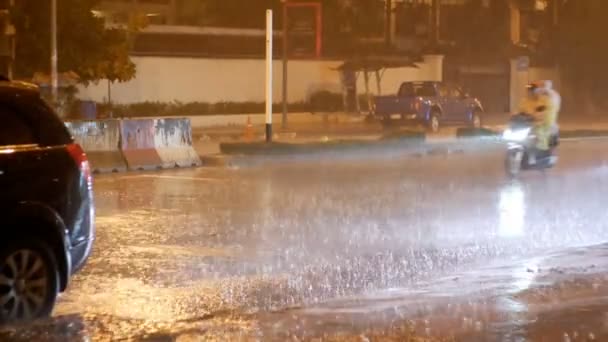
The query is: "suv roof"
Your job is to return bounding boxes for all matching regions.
[0,81,71,147]
[0,80,40,97]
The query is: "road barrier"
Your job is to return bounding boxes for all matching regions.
[67,118,202,173]
[65,120,127,173]
[120,119,163,171]
[153,118,202,168]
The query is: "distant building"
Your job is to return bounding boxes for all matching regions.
[95,0,178,25]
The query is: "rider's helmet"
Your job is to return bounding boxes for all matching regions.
[526,82,539,96]
[527,80,553,98]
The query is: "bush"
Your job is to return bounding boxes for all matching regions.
[309,91,343,113]
[69,91,352,118]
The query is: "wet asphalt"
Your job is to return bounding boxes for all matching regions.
[2,139,608,341]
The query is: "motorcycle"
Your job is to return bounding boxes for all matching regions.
[502,112,559,177]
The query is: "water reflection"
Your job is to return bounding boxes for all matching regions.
[498,182,526,238]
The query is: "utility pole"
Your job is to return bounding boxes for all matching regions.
[51,0,58,105]
[385,0,392,48]
[552,0,559,26]
[508,0,521,45]
[265,9,273,143]
[431,0,440,45]
[5,0,15,79]
[282,0,288,129]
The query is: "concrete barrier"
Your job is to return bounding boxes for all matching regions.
[120,119,163,171]
[65,120,127,173]
[153,118,202,168]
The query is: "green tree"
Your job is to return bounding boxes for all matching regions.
[10,0,136,84]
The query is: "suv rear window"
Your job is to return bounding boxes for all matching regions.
[0,106,36,146]
[0,95,72,147]
[18,98,72,146]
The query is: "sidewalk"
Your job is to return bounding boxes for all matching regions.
[191,113,608,166]
[193,113,608,143]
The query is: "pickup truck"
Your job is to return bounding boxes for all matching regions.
[372,81,484,132]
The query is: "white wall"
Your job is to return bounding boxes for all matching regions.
[77,55,444,104]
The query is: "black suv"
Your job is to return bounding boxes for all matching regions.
[0,81,94,323]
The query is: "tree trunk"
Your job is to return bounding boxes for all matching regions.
[363,69,372,114]
[375,69,382,95]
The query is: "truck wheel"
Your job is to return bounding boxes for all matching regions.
[428,113,440,133]
[0,239,60,324]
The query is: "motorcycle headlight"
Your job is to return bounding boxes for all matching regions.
[503,128,531,141]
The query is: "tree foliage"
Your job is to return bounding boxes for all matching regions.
[10,0,136,84]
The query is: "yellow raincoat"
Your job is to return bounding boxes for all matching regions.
[518,81,561,150]
[534,87,561,150]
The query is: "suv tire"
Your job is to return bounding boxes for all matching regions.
[0,239,60,324]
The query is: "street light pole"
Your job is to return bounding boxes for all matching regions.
[432,0,440,45]
[385,0,392,48]
[6,0,15,79]
[51,0,58,105]
[281,1,288,129]
[265,9,273,143]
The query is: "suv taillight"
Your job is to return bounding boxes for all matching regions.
[67,143,92,186]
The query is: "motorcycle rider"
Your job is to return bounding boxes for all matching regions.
[518,80,561,164]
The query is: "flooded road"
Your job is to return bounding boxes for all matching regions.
[2,139,608,340]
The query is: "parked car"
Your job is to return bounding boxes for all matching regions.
[372,81,484,132]
[0,81,95,323]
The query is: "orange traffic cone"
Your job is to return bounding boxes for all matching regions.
[244,115,254,141]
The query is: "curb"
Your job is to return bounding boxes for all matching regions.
[219,131,426,156]
[217,129,503,156]
[67,118,201,173]
[201,128,608,168]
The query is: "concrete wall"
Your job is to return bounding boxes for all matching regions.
[77,55,444,104]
